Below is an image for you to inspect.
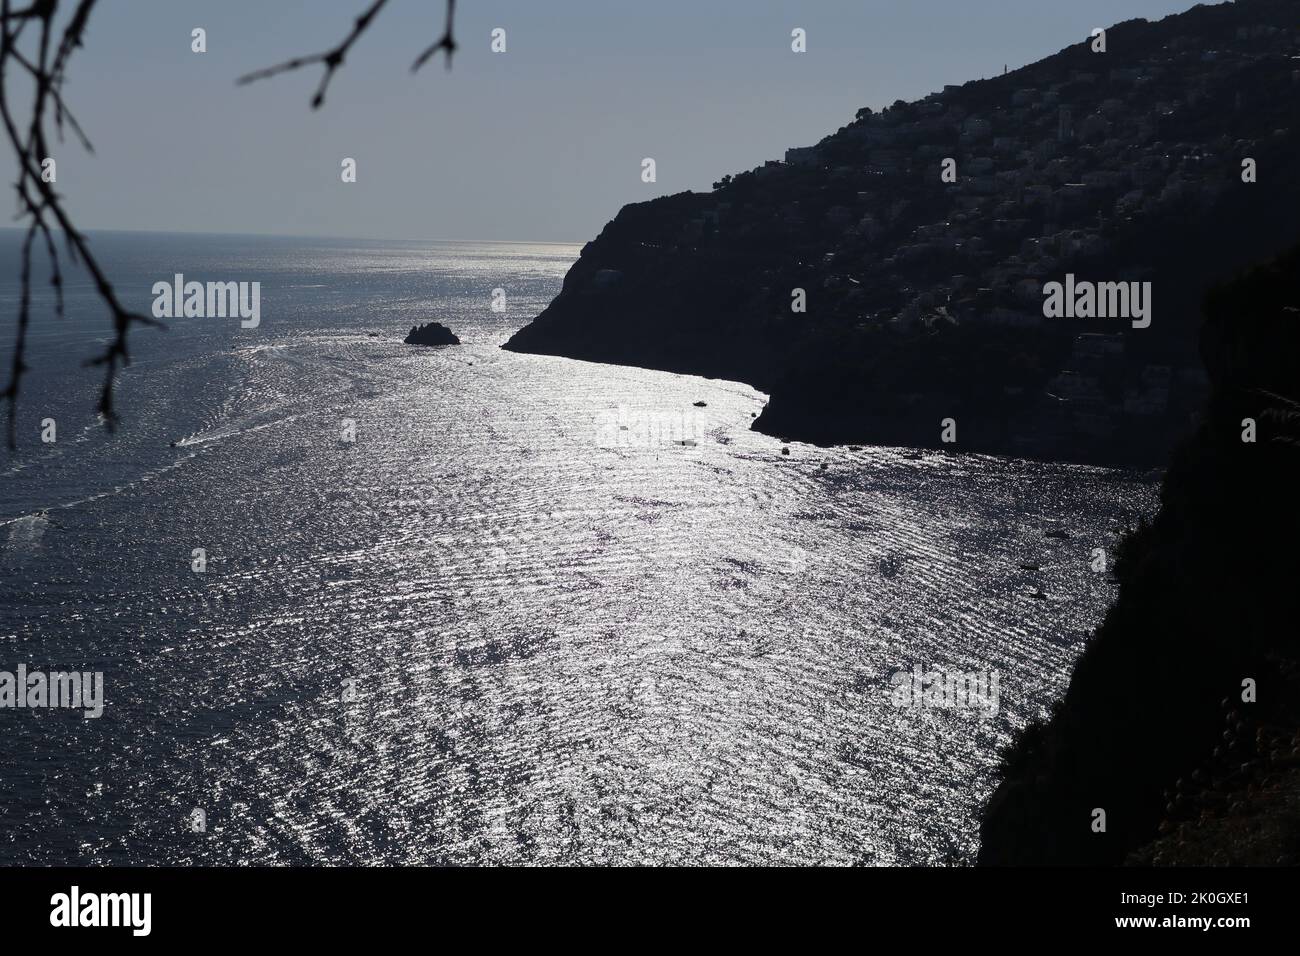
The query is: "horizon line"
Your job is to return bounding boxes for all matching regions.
[0,225,585,247]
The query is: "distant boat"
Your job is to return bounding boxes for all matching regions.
[1018,561,1041,571]
[1044,529,1070,539]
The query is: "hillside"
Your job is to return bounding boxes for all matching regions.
[505,0,1299,465]
[978,240,1300,865]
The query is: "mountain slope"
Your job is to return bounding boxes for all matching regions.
[979,240,1300,865]
[506,0,1299,465]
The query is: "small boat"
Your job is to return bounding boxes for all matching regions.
[1018,561,1041,571]
[1044,529,1070,539]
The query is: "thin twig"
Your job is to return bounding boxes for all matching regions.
[1,0,161,448]
[3,1,458,448]
[238,0,457,108]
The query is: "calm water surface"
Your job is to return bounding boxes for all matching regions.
[0,232,1156,864]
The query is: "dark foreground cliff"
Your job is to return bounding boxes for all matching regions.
[506,0,1299,465]
[978,242,1300,865]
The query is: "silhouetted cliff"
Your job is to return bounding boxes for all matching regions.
[506,0,1299,465]
[978,241,1300,865]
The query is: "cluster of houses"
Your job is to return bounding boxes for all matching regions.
[698,15,1295,447]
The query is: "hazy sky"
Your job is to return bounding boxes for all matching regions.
[3,0,1198,243]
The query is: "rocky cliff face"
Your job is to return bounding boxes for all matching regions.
[978,242,1300,865]
[506,0,1300,465]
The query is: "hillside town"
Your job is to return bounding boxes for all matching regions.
[510,0,1300,463]
[739,16,1294,450]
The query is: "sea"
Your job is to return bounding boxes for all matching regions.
[0,230,1157,865]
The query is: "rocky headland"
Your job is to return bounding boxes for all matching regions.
[506,0,1299,466]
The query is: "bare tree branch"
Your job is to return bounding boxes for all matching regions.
[238,0,458,109]
[1,0,162,448]
[3,0,458,449]
[411,0,456,73]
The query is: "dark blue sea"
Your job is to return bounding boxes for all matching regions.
[0,230,1155,864]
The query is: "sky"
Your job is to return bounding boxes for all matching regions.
[1,0,1201,243]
